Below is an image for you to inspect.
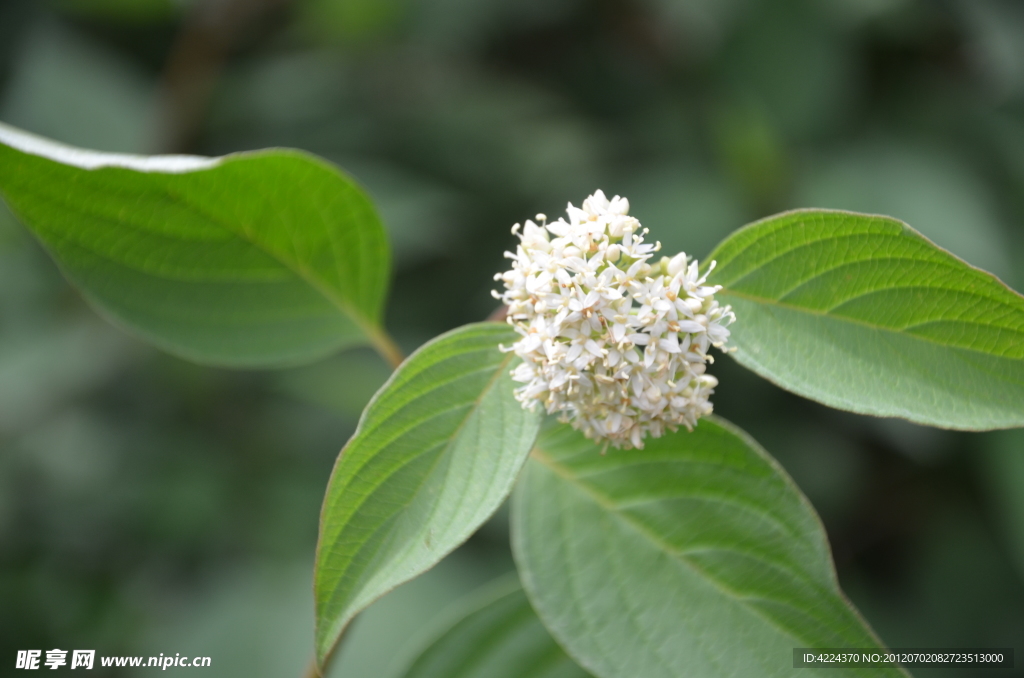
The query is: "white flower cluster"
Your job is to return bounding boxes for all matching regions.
[493,190,736,449]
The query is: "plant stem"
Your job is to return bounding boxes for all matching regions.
[371,327,405,370]
[487,304,509,322]
[305,618,355,678]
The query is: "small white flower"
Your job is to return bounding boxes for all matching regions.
[494,190,736,450]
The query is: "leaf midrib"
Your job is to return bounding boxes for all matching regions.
[713,232,955,290]
[529,447,873,651]
[160,178,380,334]
[370,348,516,570]
[9,151,382,338]
[318,344,518,655]
[550,460,807,540]
[329,353,508,505]
[357,354,502,441]
[719,288,1024,360]
[708,211,939,274]
[326,326,510,494]
[595,500,689,676]
[442,596,535,677]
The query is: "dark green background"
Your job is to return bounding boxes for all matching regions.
[1,0,1022,675]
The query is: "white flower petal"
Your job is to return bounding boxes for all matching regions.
[676,320,704,334]
[494,190,734,449]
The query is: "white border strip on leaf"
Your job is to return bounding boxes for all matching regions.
[0,121,220,173]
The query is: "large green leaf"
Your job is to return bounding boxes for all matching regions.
[706,209,1024,429]
[397,577,593,678]
[0,122,393,367]
[512,420,906,678]
[315,323,541,667]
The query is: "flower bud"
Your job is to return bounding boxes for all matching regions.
[668,252,688,277]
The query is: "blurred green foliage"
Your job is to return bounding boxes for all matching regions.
[1,0,1023,675]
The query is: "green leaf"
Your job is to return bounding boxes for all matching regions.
[397,577,593,678]
[315,323,541,667]
[707,209,1024,430]
[0,122,392,367]
[512,419,906,678]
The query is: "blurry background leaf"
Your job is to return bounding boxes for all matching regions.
[315,323,541,666]
[717,0,858,142]
[0,128,393,367]
[513,420,904,678]
[299,0,407,46]
[711,102,792,212]
[616,161,746,262]
[954,0,1024,100]
[0,318,140,435]
[138,548,511,678]
[708,209,1024,430]
[329,543,516,678]
[981,430,1024,579]
[397,577,593,678]
[841,501,1024,649]
[339,159,463,266]
[276,347,393,421]
[795,142,1012,280]
[0,21,156,153]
